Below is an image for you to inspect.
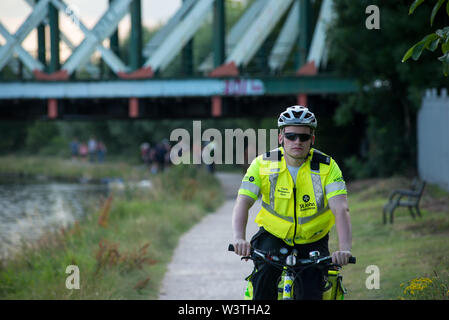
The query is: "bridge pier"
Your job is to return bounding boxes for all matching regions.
[129,98,139,118]
[48,99,58,119]
[212,96,222,117]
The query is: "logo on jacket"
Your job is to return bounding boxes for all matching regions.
[300,194,316,211]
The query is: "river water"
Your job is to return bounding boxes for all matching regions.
[0,177,109,260]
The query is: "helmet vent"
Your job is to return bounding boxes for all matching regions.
[292,111,301,118]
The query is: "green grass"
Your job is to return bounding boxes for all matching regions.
[0,164,224,299]
[2,161,448,300]
[328,177,449,300]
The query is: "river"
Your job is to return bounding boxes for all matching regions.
[0,176,110,260]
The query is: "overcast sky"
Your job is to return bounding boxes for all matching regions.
[0,0,182,57]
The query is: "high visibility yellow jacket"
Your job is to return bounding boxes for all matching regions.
[238,147,347,245]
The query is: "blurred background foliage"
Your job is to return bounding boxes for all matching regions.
[329,0,449,178]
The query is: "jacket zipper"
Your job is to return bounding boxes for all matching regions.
[293,185,297,245]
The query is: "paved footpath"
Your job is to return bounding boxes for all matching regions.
[158,172,260,300]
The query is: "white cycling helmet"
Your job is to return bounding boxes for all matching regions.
[278,105,317,129]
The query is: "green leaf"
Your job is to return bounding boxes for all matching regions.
[402,47,414,62]
[442,40,449,54]
[428,38,440,51]
[403,34,439,62]
[423,33,439,48]
[412,42,426,60]
[436,28,445,38]
[431,0,446,26]
[402,43,420,62]
[409,0,425,14]
[443,26,449,36]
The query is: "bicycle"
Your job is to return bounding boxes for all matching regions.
[228,244,356,300]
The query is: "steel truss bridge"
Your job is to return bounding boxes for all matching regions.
[0,0,356,120]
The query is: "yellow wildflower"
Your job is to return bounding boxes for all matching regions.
[403,277,433,296]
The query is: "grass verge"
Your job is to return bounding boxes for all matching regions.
[0,155,149,182]
[0,164,224,299]
[328,177,449,300]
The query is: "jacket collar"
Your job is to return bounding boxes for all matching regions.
[278,146,315,172]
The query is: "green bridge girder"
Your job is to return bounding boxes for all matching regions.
[0,0,358,120]
[0,75,357,99]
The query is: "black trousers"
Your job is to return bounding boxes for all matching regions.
[250,227,330,300]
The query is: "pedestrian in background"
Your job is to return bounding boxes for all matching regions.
[79,142,88,162]
[97,141,107,163]
[70,138,79,161]
[88,136,97,163]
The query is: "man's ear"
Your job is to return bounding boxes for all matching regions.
[278,131,283,147]
[311,135,315,146]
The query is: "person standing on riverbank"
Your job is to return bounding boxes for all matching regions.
[88,137,97,163]
[79,142,88,162]
[97,141,107,163]
[70,138,79,161]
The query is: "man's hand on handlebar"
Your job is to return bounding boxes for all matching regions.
[232,239,251,257]
[332,250,352,266]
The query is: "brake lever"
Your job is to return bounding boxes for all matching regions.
[317,256,333,264]
[253,250,267,259]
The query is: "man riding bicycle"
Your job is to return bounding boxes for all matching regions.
[231,105,352,300]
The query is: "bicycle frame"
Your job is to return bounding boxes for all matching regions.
[243,267,347,300]
[322,269,347,300]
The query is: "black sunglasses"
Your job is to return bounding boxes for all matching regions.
[284,132,312,142]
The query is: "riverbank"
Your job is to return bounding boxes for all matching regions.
[1,159,448,299]
[0,164,224,299]
[0,155,150,183]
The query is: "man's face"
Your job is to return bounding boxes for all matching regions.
[279,125,315,160]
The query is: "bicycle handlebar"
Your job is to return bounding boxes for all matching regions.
[228,244,356,265]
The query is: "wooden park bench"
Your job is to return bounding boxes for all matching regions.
[383,178,426,224]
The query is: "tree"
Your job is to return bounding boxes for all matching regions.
[328,0,449,179]
[402,0,449,75]
[0,122,29,153]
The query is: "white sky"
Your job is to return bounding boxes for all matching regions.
[0,0,182,59]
